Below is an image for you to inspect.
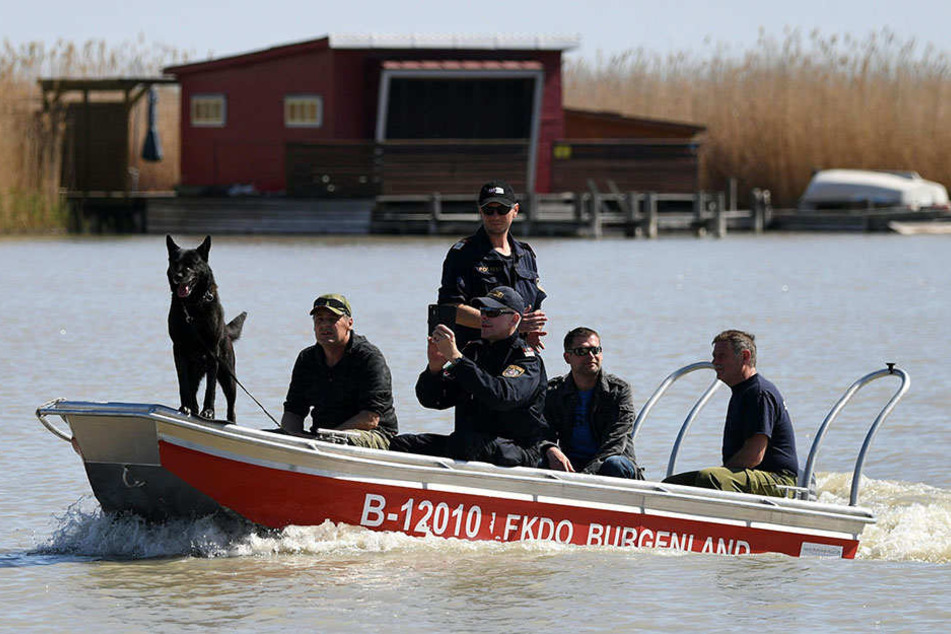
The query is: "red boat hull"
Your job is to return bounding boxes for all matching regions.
[160,440,858,558]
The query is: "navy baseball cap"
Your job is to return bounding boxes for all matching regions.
[473,286,526,314]
[478,180,517,209]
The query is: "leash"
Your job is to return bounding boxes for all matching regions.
[179,301,282,429]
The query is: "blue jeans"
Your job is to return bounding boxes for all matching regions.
[598,455,640,479]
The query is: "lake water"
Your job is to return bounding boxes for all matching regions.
[1,233,949,632]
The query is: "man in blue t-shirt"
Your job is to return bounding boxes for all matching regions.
[663,330,798,497]
[540,327,642,479]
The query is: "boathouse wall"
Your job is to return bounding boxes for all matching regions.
[167,38,568,194]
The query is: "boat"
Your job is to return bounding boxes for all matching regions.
[36,363,909,558]
[798,169,950,212]
[887,218,951,235]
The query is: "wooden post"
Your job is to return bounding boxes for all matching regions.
[625,191,638,238]
[729,177,737,211]
[525,192,537,236]
[591,193,603,239]
[429,192,441,235]
[752,188,765,234]
[693,191,706,237]
[645,192,658,239]
[715,192,726,238]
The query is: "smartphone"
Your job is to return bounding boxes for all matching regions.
[428,304,457,336]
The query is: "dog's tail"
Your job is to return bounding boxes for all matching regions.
[227,311,248,341]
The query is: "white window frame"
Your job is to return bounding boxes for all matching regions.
[190,94,226,127]
[284,95,323,128]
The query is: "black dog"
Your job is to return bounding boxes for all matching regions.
[166,235,247,422]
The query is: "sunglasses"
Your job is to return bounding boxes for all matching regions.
[313,297,351,316]
[480,205,512,216]
[568,346,602,356]
[480,308,515,318]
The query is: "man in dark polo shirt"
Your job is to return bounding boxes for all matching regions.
[391,286,549,467]
[434,179,548,350]
[281,293,398,449]
[663,329,799,497]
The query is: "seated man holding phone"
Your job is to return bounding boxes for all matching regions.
[393,286,550,467]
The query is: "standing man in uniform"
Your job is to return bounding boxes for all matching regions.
[391,286,550,467]
[663,330,799,496]
[281,293,398,449]
[435,179,548,350]
[541,327,643,479]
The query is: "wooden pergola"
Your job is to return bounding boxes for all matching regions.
[38,76,177,195]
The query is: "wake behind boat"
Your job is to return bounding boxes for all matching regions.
[36,363,909,559]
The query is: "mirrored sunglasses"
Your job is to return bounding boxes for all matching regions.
[569,346,602,356]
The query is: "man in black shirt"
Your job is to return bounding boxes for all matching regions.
[435,179,548,350]
[391,286,549,467]
[663,330,799,497]
[282,293,398,449]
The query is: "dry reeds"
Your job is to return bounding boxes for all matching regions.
[564,28,951,206]
[0,36,186,233]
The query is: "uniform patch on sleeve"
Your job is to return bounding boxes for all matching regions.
[521,347,535,357]
[502,365,526,378]
[451,240,467,251]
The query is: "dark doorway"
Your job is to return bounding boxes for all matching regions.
[385,78,534,139]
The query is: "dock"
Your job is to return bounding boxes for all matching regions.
[65,188,950,237]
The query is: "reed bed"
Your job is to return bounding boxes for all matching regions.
[0,37,186,232]
[564,28,951,206]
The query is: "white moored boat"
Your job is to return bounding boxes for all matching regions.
[36,363,909,559]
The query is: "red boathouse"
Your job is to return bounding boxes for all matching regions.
[163,34,704,201]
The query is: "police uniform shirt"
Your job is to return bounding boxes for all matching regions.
[416,333,549,447]
[437,226,546,344]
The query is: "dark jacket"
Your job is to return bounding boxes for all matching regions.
[542,372,640,475]
[284,332,398,436]
[416,333,549,447]
[437,226,546,346]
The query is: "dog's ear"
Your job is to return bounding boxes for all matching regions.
[197,235,212,262]
[166,234,180,257]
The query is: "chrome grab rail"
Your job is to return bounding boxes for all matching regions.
[666,376,724,479]
[630,362,723,478]
[35,398,73,442]
[798,363,910,505]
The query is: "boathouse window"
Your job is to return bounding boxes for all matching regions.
[284,95,323,128]
[190,95,226,127]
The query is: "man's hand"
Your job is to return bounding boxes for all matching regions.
[428,324,461,372]
[546,446,575,472]
[519,309,548,349]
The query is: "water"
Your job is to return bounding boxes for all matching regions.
[1,233,949,631]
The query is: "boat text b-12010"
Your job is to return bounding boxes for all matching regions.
[36,363,909,559]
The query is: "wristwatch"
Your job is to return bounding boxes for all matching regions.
[442,358,460,372]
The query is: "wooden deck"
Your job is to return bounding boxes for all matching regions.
[70,189,764,237]
[371,189,762,238]
[146,197,374,235]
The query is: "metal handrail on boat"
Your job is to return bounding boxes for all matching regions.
[629,362,724,478]
[798,363,910,505]
[35,398,72,442]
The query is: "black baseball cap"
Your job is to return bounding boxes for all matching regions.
[473,286,526,315]
[478,180,517,209]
